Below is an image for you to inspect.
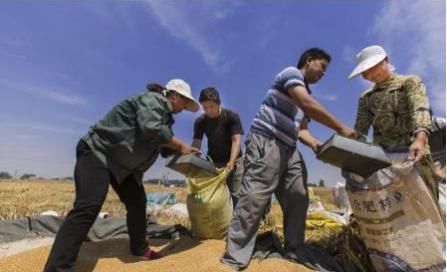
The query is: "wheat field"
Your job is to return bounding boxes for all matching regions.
[0,179,336,226]
[0,179,186,220]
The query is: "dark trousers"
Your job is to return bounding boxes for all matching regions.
[44,140,148,272]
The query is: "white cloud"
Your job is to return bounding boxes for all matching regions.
[19,123,80,135]
[38,89,87,105]
[371,0,445,115]
[313,93,337,102]
[144,1,240,74]
[342,45,357,67]
[0,79,87,106]
[2,120,80,135]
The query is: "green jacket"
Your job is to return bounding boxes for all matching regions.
[354,74,431,151]
[82,91,174,184]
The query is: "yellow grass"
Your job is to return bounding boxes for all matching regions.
[0,180,342,234]
[0,179,340,225]
[0,179,340,230]
[311,187,338,211]
[0,179,186,222]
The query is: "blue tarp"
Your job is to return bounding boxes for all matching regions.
[146,192,176,205]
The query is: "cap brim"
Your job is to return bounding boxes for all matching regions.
[185,99,200,112]
[171,91,200,112]
[348,55,386,79]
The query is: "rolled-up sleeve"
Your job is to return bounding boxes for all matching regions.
[136,95,173,144]
[354,95,372,136]
[405,76,431,135]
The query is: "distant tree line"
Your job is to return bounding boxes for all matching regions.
[308,179,326,187]
[144,178,186,187]
[0,171,12,179]
[0,170,325,188]
[0,170,182,185]
[0,171,73,181]
[0,172,37,179]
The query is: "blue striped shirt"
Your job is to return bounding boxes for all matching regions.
[250,67,309,147]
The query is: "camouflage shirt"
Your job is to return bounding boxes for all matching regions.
[354,74,431,150]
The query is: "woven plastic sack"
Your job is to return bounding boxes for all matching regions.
[185,168,232,239]
[345,157,445,271]
[439,183,445,222]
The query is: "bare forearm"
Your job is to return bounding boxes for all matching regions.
[300,97,344,132]
[164,136,199,154]
[163,137,185,152]
[289,86,345,133]
[191,139,202,150]
[298,130,322,153]
[298,130,321,148]
[228,136,241,164]
[414,131,428,145]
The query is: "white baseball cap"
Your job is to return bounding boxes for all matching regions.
[165,79,200,112]
[348,45,388,79]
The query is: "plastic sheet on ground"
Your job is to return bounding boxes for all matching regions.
[146,192,177,205]
[252,231,344,272]
[161,203,189,219]
[0,215,187,244]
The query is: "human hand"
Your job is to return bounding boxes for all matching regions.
[311,142,323,154]
[408,139,426,162]
[179,144,200,154]
[338,125,358,138]
[226,161,235,172]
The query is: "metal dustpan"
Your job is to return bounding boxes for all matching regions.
[165,153,218,177]
[316,134,391,178]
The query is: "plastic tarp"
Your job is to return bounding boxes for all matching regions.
[0,215,188,244]
[146,192,177,205]
[252,231,344,272]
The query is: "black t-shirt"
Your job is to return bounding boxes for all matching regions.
[193,108,244,165]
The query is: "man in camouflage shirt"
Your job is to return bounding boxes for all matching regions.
[348,45,438,199]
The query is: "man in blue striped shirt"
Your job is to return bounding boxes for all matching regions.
[221,48,356,270]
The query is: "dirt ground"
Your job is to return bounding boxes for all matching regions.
[0,236,312,272]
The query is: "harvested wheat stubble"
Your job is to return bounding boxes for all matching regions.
[0,236,311,272]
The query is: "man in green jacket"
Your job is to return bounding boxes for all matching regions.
[44,79,199,272]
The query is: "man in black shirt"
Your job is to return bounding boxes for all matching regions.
[192,87,244,208]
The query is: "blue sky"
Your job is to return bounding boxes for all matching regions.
[0,0,445,185]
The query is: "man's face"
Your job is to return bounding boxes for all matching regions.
[305,58,329,84]
[361,60,388,83]
[171,93,187,114]
[201,100,220,118]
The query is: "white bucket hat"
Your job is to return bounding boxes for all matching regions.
[165,79,200,112]
[348,45,388,79]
